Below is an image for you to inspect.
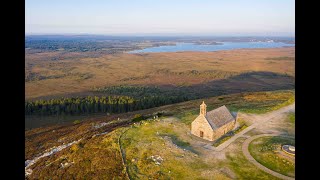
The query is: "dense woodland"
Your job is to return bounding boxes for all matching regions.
[92,85,163,98]
[25,85,202,116]
[25,95,189,116]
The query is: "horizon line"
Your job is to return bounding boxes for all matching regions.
[25,33,295,38]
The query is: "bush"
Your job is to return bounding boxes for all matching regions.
[70,144,79,152]
[132,114,144,122]
[213,136,232,147]
[288,113,295,123]
[234,124,248,134]
[134,114,142,119]
[73,120,81,124]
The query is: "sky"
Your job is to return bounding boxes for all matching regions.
[25,0,295,36]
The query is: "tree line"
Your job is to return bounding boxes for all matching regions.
[25,95,190,116]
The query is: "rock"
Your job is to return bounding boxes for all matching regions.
[25,160,32,167]
[25,169,33,177]
[93,122,109,129]
[149,155,163,165]
[61,161,73,168]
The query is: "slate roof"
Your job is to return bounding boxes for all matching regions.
[205,105,235,130]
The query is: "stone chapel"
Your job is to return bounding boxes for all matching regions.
[191,101,236,141]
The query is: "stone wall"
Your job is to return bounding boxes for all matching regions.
[191,115,214,141]
[211,120,236,141]
[191,115,236,142]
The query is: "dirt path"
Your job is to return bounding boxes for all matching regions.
[242,134,295,180]
[118,128,131,180]
[212,103,295,151]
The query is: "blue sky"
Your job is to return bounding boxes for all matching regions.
[26,0,295,36]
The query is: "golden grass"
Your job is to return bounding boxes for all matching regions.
[121,119,229,179]
[26,47,295,99]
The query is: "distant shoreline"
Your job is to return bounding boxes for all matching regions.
[128,41,295,53]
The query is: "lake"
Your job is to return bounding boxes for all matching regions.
[129,42,295,53]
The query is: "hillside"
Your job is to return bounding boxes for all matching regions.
[25,90,295,179]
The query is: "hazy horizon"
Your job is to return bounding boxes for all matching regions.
[26,0,294,36]
[25,33,295,38]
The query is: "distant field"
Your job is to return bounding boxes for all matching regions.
[25,47,295,100]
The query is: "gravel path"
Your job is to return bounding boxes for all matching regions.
[242,134,295,180]
[213,103,295,151]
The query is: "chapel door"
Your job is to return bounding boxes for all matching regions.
[200,131,204,138]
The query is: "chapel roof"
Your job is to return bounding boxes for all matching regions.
[205,105,235,130]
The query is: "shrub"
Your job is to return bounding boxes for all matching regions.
[132,114,144,122]
[234,124,248,134]
[213,136,232,147]
[73,120,81,124]
[288,113,295,123]
[70,144,79,152]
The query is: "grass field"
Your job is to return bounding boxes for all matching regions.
[25,47,295,100]
[248,136,295,177]
[120,118,276,179]
[121,120,220,179]
[226,138,282,180]
[228,91,295,114]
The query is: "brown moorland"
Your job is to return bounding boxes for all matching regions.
[25,47,294,100]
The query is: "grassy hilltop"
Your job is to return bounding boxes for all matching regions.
[26,90,294,179]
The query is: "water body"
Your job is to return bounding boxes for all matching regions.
[129,42,295,53]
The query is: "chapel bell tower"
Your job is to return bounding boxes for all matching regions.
[200,101,207,116]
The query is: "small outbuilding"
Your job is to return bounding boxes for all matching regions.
[191,101,236,141]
